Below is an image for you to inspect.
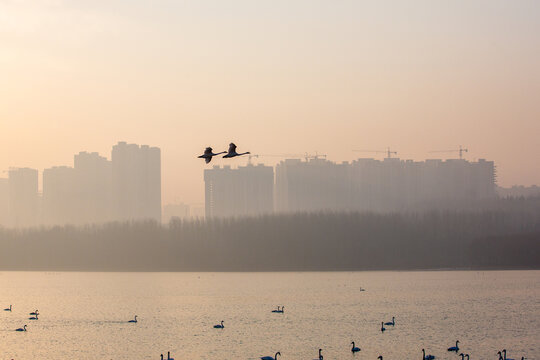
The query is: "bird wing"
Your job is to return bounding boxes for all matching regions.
[205,157,211,164]
[204,147,213,155]
[228,143,237,153]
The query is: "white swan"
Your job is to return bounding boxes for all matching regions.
[503,349,515,360]
[128,315,138,323]
[261,351,280,360]
[384,317,395,326]
[198,147,226,164]
[4,305,12,311]
[422,348,435,360]
[15,325,27,332]
[223,143,250,158]
[213,320,224,328]
[448,340,459,352]
[351,342,361,352]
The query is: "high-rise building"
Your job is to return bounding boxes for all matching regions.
[204,163,274,218]
[74,151,112,224]
[274,157,497,213]
[8,167,38,227]
[0,178,9,227]
[275,158,350,213]
[42,166,76,225]
[112,142,161,222]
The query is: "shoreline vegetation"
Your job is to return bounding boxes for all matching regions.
[0,205,539,272]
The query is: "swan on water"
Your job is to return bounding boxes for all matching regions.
[29,314,38,320]
[448,340,459,352]
[214,320,224,328]
[503,349,515,360]
[29,309,39,315]
[4,305,12,311]
[277,306,284,313]
[198,147,226,164]
[351,342,361,352]
[384,317,395,326]
[313,348,323,360]
[422,348,435,360]
[378,356,383,360]
[128,315,138,323]
[380,322,386,332]
[271,306,281,313]
[167,351,174,360]
[15,325,27,332]
[223,143,250,158]
[261,351,280,360]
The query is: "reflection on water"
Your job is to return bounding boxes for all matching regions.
[0,271,538,359]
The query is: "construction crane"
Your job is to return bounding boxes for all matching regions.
[353,147,397,159]
[428,145,468,159]
[247,153,327,165]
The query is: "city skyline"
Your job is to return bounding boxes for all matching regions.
[1,1,540,205]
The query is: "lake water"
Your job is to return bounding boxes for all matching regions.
[0,271,538,360]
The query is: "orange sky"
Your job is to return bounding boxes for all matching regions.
[1,0,539,204]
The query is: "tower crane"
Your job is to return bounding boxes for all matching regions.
[353,147,397,159]
[247,153,327,165]
[428,145,468,159]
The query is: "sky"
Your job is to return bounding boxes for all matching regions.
[1,0,539,204]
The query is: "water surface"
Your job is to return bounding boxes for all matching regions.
[1,271,538,359]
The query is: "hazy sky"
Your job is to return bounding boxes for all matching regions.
[1,0,539,204]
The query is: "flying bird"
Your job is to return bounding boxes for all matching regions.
[198,147,226,164]
[223,143,250,158]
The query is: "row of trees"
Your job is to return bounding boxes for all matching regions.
[0,206,538,271]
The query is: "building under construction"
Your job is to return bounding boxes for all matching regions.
[204,157,497,217]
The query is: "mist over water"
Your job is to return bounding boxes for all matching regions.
[1,271,538,360]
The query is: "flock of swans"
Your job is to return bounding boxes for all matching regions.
[198,143,250,164]
[3,298,529,359]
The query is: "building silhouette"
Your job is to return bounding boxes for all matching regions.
[74,151,113,224]
[43,166,76,225]
[204,163,274,218]
[112,142,161,222]
[274,157,497,213]
[0,178,8,227]
[8,167,39,227]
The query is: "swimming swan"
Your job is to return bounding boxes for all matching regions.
[351,342,361,352]
[214,320,224,328]
[271,306,281,313]
[422,349,435,360]
[384,317,395,326]
[313,348,323,360]
[261,351,280,360]
[128,315,138,323]
[29,314,38,320]
[380,322,386,332]
[448,341,459,352]
[15,325,27,332]
[4,305,12,311]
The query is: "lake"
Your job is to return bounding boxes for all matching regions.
[1,271,538,359]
